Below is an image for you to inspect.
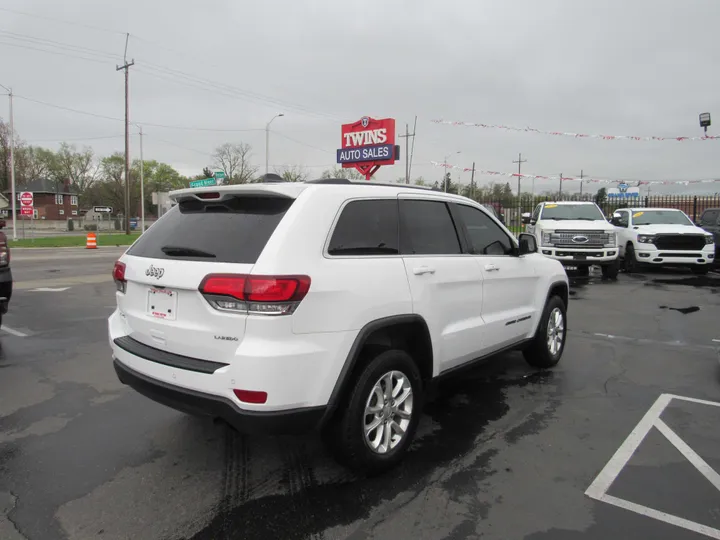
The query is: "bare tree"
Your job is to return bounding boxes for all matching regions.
[213,143,257,184]
[275,165,308,183]
[55,143,98,194]
[320,166,364,181]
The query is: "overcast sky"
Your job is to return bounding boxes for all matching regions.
[2,0,720,195]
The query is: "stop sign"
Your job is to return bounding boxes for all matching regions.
[20,192,33,206]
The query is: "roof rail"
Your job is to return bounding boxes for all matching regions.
[304,178,435,191]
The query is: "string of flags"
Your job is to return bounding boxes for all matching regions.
[430,119,720,141]
[431,161,720,186]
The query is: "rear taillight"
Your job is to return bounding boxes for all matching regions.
[113,261,127,293]
[0,239,9,267]
[199,274,311,315]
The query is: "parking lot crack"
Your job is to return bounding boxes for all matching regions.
[0,491,29,540]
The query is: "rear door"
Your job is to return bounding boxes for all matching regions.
[398,197,485,373]
[453,203,539,350]
[118,192,295,363]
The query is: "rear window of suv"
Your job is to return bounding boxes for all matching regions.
[127,195,293,263]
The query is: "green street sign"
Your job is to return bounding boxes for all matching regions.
[214,171,226,179]
[189,178,216,188]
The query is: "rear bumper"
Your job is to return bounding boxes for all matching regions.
[113,358,326,434]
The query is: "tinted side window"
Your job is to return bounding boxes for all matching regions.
[531,205,541,222]
[400,200,461,255]
[456,205,514,255]
[617,211,629,227]
[328,199,399,256]
[701,210,720,225]
[127,196,292,263]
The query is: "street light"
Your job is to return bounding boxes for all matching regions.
[265,113,284,175]
[443,151,461,192]
[0,83,16,241]
[699,112,711,136]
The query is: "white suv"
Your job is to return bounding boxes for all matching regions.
[526,201,620,279]
[611,207,715,274]
[109,179,569,472]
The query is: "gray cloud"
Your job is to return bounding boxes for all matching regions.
[2,0,719,194]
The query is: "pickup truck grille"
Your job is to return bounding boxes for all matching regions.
[653,234,706,250]
[551,230,610,248]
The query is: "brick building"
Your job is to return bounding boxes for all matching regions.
[3,178,79,221]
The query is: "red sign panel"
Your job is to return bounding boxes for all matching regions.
[337,117,398,179]
[20,192,33,206]
[20,206,33,216]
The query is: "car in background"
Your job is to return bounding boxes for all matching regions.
[0,226,12,326]
[697,207,720,264]
[525,201,620,279]
[611,208,714,274]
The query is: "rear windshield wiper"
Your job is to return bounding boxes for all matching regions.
[161,246,216,258]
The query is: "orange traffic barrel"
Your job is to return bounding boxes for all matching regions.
[86,232,97,249]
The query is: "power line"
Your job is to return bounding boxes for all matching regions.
[25,134,124,143]
[0,30,121,60]
[13,94,268,132]
[0,6,126,36]
[273,132,334,153]
[0,40,113,65]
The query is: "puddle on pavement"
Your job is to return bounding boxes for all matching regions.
[189,358,557,540]
[650,276,720,290]
[659,305,701,315]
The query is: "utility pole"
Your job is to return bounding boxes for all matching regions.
[579,169,584,197]
[407,115,417,182]
[116,33,134,235]
[559,173,563,198]
[0,84,16,241]
[512,153,527,197]
[399,120,416,184]
[139,125,145,234]
[470,161,476,199]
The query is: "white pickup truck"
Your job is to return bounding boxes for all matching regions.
[610,207,715,274]
[526,201,620,279]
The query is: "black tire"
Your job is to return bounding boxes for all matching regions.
[623,243,638,274]
[325,349,423,474]
[691,265,709,275]
[523,295,567,369]
[601,259,620,280]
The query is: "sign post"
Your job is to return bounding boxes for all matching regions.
[336,117,400,180]
[19,191,33,216]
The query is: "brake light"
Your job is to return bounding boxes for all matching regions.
[199,274,310,315]
[196,192,220,200]
[113,261,127,293]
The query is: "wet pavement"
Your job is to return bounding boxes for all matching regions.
[1,255,719,540]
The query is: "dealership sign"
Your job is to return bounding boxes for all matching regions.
[337,117,400,179]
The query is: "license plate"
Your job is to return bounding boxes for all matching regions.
[147,288,177,320]
[573,254,587,260]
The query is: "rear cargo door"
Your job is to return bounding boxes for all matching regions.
[117,193,294,363]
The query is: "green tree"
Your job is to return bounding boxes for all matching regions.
[321,166,364,180]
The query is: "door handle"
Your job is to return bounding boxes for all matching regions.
[484,264,500,272]
[413,266,436,275]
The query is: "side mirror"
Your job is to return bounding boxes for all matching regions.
[518,233,537,255]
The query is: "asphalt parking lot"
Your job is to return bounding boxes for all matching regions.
[1,251,719,540]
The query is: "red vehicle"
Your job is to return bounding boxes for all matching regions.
[0,221,12,326]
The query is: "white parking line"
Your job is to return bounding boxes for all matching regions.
[1,325,28,337]
[586,393,720,539]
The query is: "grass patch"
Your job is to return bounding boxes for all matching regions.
[11,233,141,248]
